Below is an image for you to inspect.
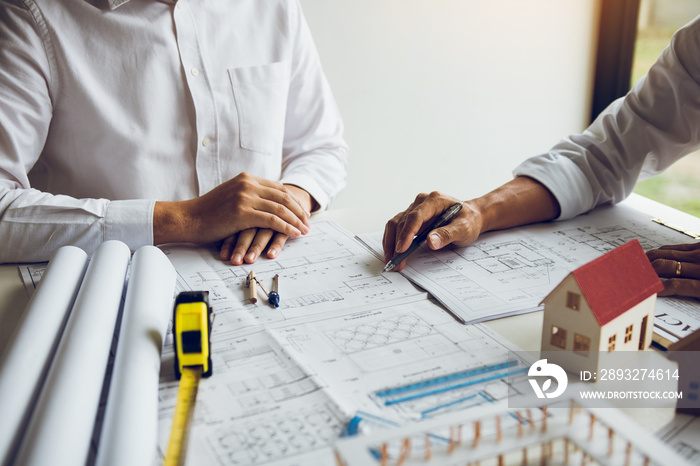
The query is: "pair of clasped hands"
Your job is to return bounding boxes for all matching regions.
[154,172,314,266]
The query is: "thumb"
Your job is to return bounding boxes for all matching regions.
[427,226,454,250]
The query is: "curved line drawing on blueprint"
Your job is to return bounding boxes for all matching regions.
[327,314,434,353]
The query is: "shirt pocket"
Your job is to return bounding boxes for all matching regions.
[228,62,290,155]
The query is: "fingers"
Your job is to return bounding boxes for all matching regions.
[426,222,471,250]
[383,192,475,272]
[646,243,700,263]
[658,278,700,299]
[657,242,700,251]
[394,193,454,253]
[225,172,312,235]
[648,257,700,279]
[266,232,289,259]
[252,193,310,237]
[382,194,429,261]
[647,244,700,298]
[219,234,237,261]
[229,228,258,265]
[225,229,290,265]
[382,212,402,264]
[251,177,311,223]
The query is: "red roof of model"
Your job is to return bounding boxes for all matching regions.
[571,239,664,326]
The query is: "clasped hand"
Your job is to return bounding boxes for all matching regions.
[154,172,313,265]
[218,183,314,265]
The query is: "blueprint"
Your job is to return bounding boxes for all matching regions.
[154,222,533,465]
[359,202,700,334]
[156,297,529,466]
[14,213,699,464]
[162,222,425,334]
[157,328,346,466]
[268,298,528,423]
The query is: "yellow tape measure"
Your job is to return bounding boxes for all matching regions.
[164,291,213,466]
[164,367,202,466]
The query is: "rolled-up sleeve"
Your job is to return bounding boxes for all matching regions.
[514,15,700,220]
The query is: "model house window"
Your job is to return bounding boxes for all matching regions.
[550,325,567,349]
[574,333,590,355]
[566,292,580,310]
[608,334,616,352]
[624,324,633,343]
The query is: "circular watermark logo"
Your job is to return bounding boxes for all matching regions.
[528,359,568,399]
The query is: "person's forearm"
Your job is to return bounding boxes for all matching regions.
[153,200,192,245]
[473,176,561,235]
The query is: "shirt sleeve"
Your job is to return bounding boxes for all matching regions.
[513,15,700,220]
[0,2,153,263]
[279,0,349,212]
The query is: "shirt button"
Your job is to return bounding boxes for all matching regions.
[202,137,210,147]
[190,68,199,76]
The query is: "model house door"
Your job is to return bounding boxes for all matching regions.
[638,315,648,350]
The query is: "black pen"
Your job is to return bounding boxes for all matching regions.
[383,202,463,273]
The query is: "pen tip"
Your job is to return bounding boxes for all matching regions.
[382,263,395,273]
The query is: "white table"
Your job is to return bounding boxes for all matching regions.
[1,193,696,437]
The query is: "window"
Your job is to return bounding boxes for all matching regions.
[624,325,634,344]
[690,382,699,390]
[608,334,616,352]
[550,326,567,349]
[574,334,591,356]
[566,292,581,311]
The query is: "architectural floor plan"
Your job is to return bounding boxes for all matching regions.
[360,202,700,338]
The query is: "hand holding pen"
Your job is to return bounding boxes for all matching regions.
[383,193,472,272]
[383,201,462,272]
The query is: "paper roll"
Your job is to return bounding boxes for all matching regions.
[95,246,176,466]
[0,246,88,466]
[15,240,131,466]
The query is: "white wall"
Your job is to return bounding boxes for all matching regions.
[301,0,601,233]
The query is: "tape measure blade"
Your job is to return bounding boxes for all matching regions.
[164,367,203,466]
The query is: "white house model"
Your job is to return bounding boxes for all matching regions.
[540,239,664,375]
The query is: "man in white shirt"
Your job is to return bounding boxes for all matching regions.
[383,15,700,299]
[0,0,348,264]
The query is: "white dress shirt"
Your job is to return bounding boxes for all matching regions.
[514,15,700,220]
[0,0,348,263]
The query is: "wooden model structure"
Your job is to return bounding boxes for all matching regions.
[540,239,663,374]
[333,392,690,465]
[667,328,700,416]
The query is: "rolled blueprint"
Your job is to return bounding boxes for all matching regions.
[15,240,131,466]
[95,246,176,466]
[0,246,88,466]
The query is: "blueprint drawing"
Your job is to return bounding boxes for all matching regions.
[162,222,424,334]
[359,202,700,330]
